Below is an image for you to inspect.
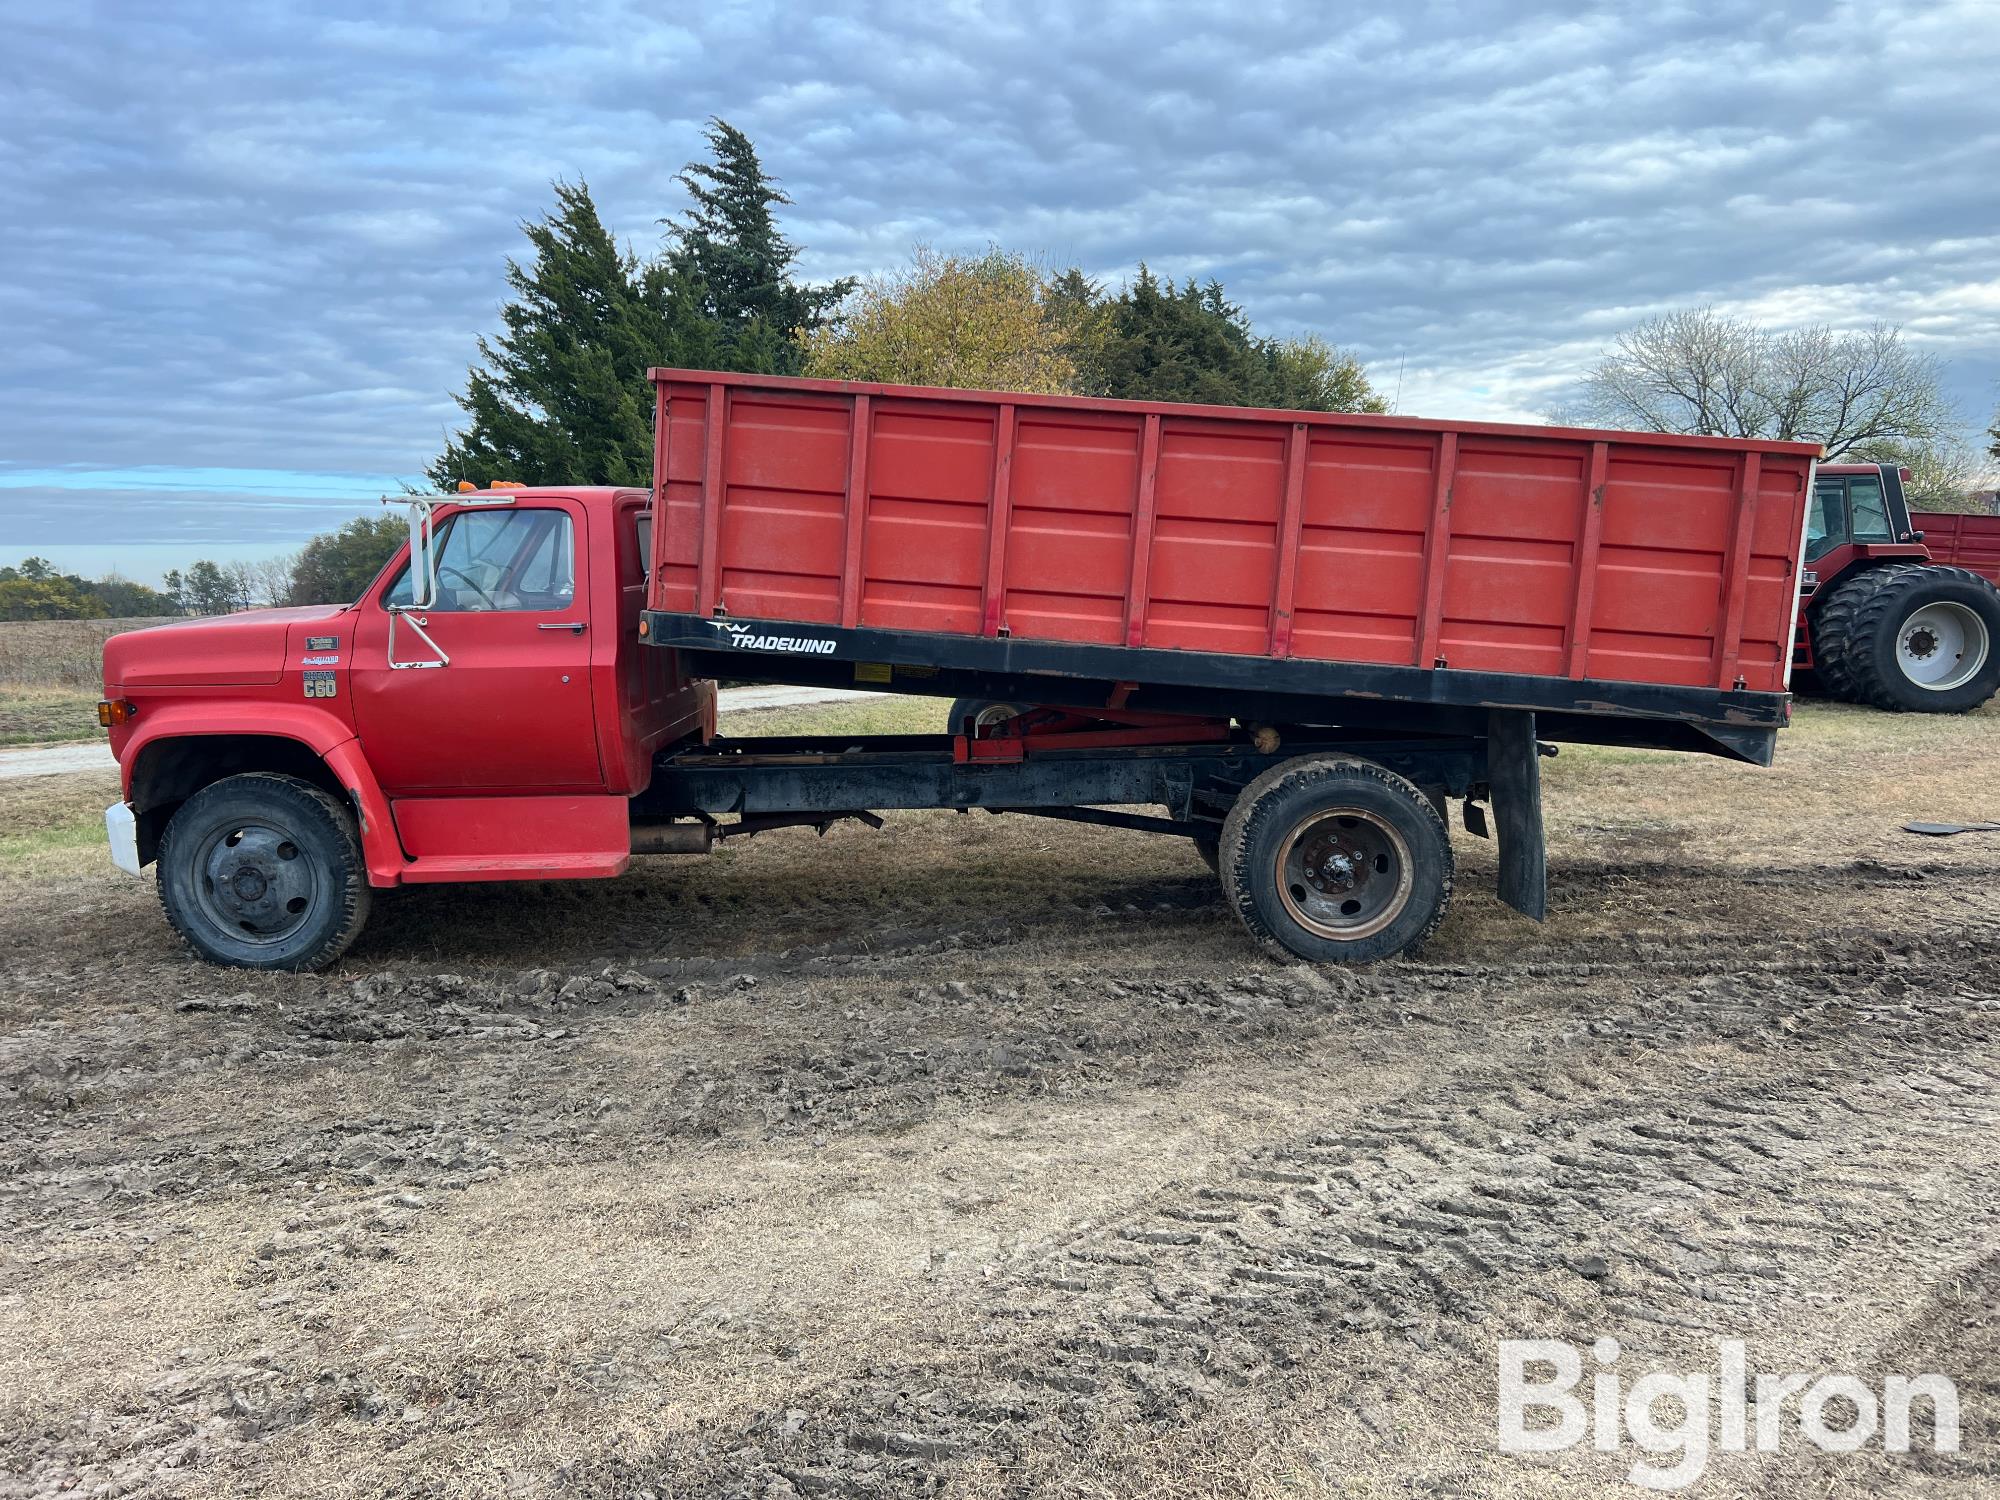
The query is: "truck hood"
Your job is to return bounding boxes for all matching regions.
[104,605,349,689]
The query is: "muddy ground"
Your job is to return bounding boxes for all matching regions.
[2,698,1997,1498]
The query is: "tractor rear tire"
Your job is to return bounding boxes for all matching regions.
[1218,756,1452,964]
[1809,564,1920,703]
[1840,566,2000,713]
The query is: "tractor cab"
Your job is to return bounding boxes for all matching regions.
[1805,462,1923,570]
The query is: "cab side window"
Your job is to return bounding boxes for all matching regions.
[385,509,575,611]
[1806,480,1836,560]
[1806,478,1844,561]
[1847,475,1893,543]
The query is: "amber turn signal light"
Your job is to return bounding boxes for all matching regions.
[97,699,135,727]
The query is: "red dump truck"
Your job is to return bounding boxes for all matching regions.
[100,370,1820,971]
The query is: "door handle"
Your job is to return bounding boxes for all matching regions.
[538,621,586,633]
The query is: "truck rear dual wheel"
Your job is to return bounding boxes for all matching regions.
[1819,565,2000,713]
[1218,757,1452,964]
[157,772,371,971]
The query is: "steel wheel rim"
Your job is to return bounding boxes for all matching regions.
[1898,602,1988,691]
[192,819,322,947]
[1275,808,1413,941]
[973,703,1019,729]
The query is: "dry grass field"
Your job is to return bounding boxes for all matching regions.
[1,694,1997,1497]
[0,618,173,746]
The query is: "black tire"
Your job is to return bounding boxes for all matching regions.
[1218,756,1452,964]
[157,772,371,971]
[947,698,1026,733]
[1809,564,1920,703]
[1841,565,2000,713]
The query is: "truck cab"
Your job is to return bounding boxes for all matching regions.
[100,487,712,969]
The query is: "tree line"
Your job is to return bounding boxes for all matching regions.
[23,117,1993,623]
[426,117,1992,512]
[420,119,1388,496]
[0,514,408,622]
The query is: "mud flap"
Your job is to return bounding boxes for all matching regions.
[1487,709,1547,922]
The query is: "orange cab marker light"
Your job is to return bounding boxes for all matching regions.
[457,481,477,493]
[98,699,134,727]
[491,480,526,489]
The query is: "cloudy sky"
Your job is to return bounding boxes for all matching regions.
[3,0,1997,584]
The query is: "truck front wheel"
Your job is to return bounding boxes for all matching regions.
[1841,566,2000,713]
[1219,757,1452,964]
[156,772,372,971]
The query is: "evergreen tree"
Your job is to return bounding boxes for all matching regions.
[1064,266,1383,413]
[666,118,853,371]
[184,560,234,616]
[427,180,717,490]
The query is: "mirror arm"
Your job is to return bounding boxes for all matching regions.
[387,608,449,670]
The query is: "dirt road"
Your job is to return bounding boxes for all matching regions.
[2,699,1996,1497]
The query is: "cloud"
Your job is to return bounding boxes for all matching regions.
[2,0,1997,577]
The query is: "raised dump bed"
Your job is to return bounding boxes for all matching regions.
[644,370,1820,763]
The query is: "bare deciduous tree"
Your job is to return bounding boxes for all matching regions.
[246,552,300,608]
[1889,439,1997,514]
[1564,307,1958,459]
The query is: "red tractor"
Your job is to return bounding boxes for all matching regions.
[1796,462,2000,712]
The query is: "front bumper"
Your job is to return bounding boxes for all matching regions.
[105,802,142,877]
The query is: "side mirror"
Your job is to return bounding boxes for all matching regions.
[401,501,438,611]
[381,498,448,669]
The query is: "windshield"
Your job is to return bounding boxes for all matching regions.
[385,507,575,611]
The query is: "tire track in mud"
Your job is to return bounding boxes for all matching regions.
[6,905,1998,1492]
[576,953,2000,1497]
[7,906,1996,1239]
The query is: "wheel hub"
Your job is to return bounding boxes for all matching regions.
[1277,811,1414,941]
[1316,848,1357,888]
[1897,601,1989,692]
[198,824,317,942]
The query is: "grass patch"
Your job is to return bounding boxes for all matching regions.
[0,616,172,688]
[0,815,105,865]
[0,685,105,745]
[0,765,120,840]
[718,692,949,739]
